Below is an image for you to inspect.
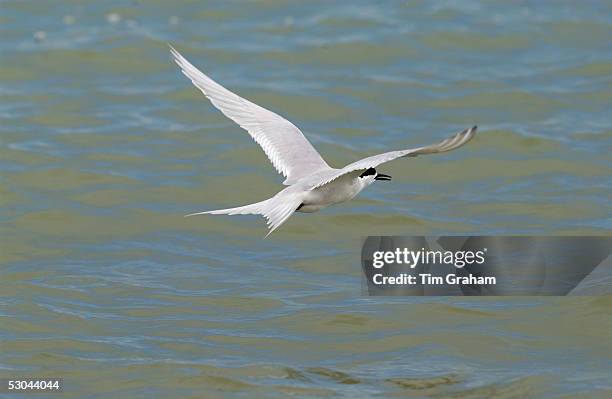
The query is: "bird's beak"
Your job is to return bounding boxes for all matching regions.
[375,173,392,181]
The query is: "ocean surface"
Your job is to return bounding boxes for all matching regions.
[1,1,611,398]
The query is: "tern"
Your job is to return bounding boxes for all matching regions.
[170,46,477,237]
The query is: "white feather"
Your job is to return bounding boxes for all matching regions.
[307,126,477,190]
[172,46,477,236]
[169,45,331,185]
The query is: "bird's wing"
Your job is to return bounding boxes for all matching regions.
[309,126,477,189]
[170,46,331,185]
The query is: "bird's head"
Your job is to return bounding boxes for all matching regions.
[358,168,391,186]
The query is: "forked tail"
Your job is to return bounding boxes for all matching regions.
[185,195,302,237]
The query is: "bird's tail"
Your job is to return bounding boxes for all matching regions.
[185,194,302,238]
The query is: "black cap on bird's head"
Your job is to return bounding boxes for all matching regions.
[360,168,391,181]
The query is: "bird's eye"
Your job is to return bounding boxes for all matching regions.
[360,168,376,178]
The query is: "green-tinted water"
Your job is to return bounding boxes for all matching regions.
[1,1,611,398]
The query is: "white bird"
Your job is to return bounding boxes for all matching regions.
[170,46,477,237]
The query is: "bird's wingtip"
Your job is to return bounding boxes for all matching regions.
[168,43,182,60]
[463,125,477,138]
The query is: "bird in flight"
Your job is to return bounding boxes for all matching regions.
[170,46,477,237]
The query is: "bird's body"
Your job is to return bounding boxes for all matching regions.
[170,46,477,236]
[297,170,368,212]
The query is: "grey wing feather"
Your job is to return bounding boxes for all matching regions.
[309,126,477,189]
[169,45,331,185]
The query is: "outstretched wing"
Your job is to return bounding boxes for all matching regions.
[170,46,331,185]
[310,126,477,189]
